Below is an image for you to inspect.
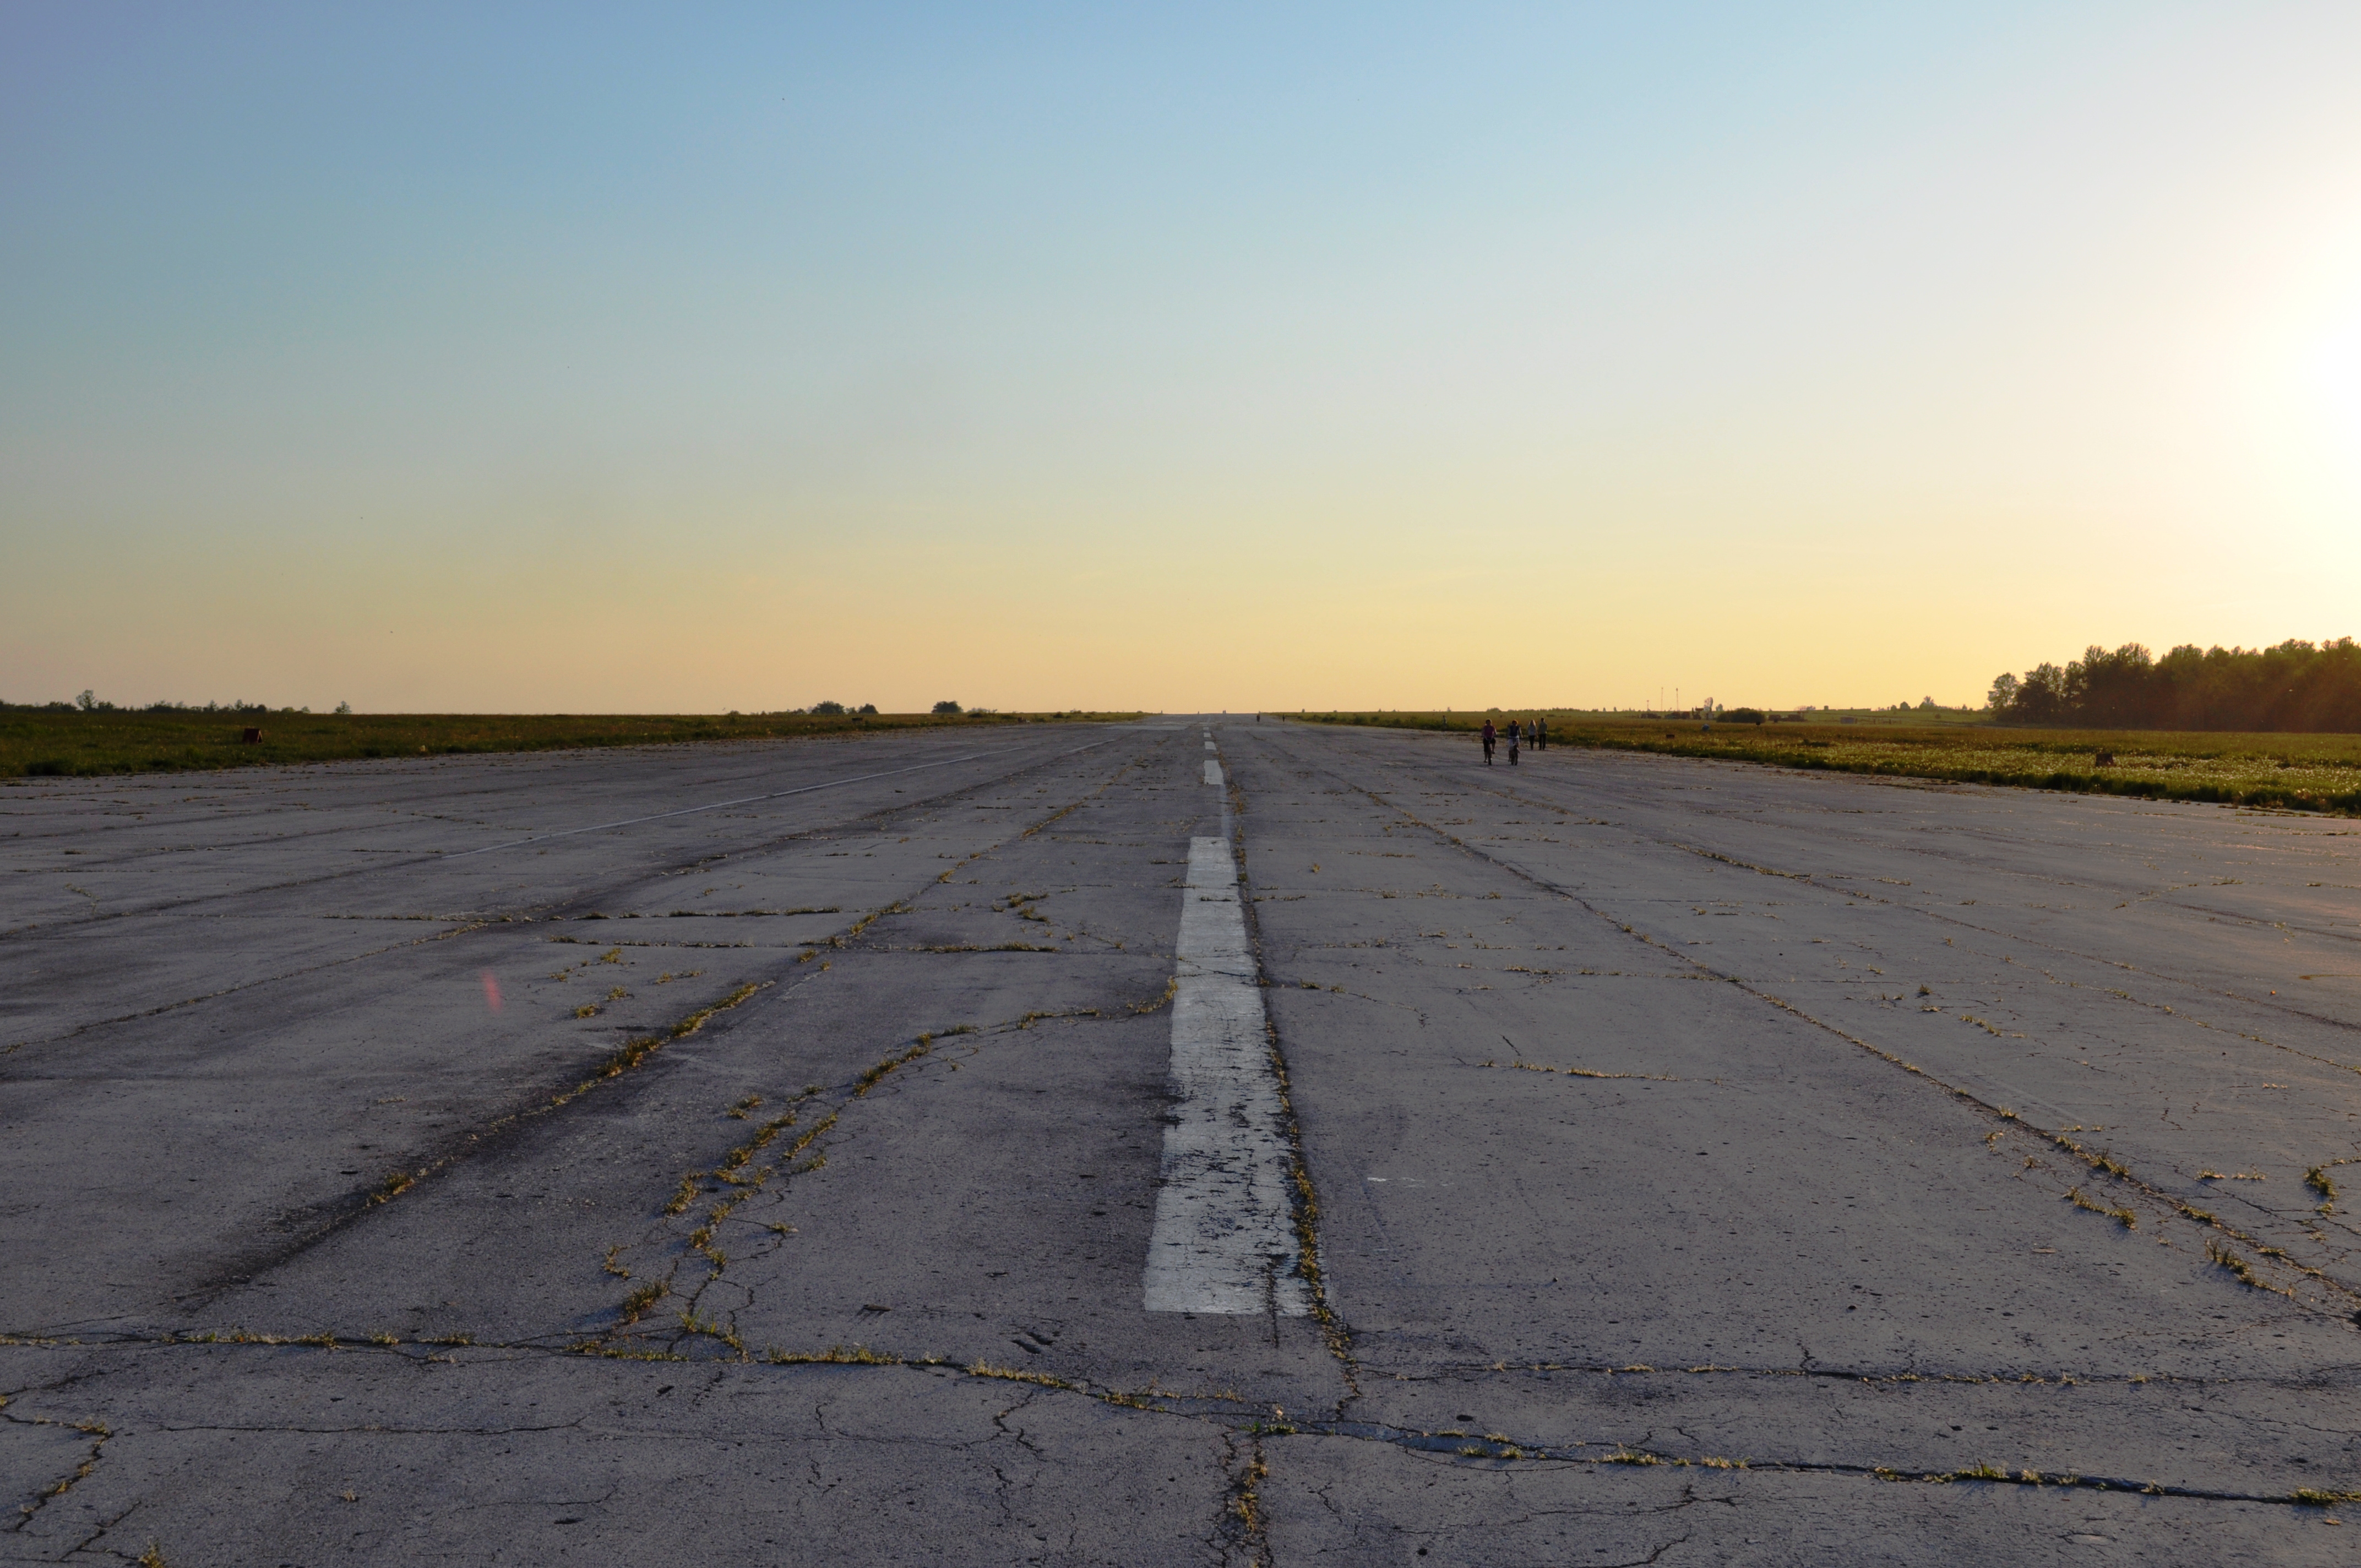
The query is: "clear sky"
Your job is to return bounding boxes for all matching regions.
[6,3,2360,714]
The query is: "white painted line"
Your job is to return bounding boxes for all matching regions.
[1203,761,1223,787]
[1204,741,1217,752]
[1142,836,1309,1316]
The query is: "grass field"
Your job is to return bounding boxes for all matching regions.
[1288,711,2361,815]
[0,709,1138,781]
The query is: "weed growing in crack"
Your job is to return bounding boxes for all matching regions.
[2065,1188,2136,1228]
[834,900,910,948]
[616,1281,667,1326]
[1220,1438,1271,1558]
[578,982,763,1094]
[2206,1239,2276,1293]
[1481,1059,1695,1085]
[1265,1021,1354,1381]
[1017,1007,1102,1029]
[677,1309,745,1355]
[2308,1166,2338,1212]
[855,1037,932,1096]
[765,1344,906,1366]
[969,1359,1078,1390]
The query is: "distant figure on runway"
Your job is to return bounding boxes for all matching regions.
[1506,720,1520,766]
[1535,715,1547,751]
[1481,720,1497,765]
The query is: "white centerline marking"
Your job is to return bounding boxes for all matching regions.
[1203,760,1223,787]
[1142,836,1308,1316]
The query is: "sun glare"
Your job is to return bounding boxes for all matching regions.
[2312,303,2361,475]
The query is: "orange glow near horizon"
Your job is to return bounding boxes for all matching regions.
[7,8,2361,714]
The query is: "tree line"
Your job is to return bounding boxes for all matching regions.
[1989,639,2361,731]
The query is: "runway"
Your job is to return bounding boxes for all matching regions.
[4,717,2358,1563]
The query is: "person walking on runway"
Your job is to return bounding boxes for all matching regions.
[1535,715,1547,751]
[1506,720,1520,766]
[1481,719,1497,765]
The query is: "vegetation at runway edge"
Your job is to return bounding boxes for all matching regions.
[0,706,1139,781]
[1287,712,2361,816]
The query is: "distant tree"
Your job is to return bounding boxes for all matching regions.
[857,703,878,715]
[932,700,962,715]
[2015,663,2069,723]
[1985,638,2361,731]
[75,689,97,711]
[810,700,846,715]
[334,700,352,715]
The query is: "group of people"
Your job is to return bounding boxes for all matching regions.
[1478,716,1546,765]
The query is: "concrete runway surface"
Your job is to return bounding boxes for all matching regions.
[5,717,2360,1565]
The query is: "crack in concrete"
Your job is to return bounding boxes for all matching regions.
[0,733,1128,950]
[20,1341,2341,1513]
[580,758,1169,1358]
[1,916,494,1063]
[3,735,1143,1072]
[3,1401,112,1533]
[1223,763,1358,1398]
[23,727,2361,1553]
[1258,730,2361,1318]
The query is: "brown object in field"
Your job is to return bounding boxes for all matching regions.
[240,727,263,744]
[2093,750,2115,767]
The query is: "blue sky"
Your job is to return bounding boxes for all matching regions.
[7,3,2360,711]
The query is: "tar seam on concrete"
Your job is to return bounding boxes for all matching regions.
[1203,760,1223,787]
[442,735,1119,861]
[1141,835,1309,1315]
